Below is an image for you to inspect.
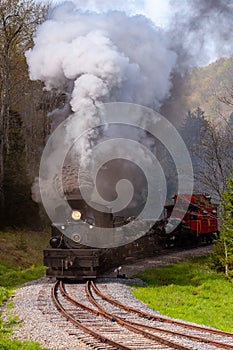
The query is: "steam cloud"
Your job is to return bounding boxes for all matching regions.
[26,1,178,205]
[169,0,233,67]
[26,2,177,109]
[27,0,233,206]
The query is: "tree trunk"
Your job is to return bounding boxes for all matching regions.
[0,45,10,220]
[0,96,5,214]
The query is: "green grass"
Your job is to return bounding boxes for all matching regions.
[0,229,50,350]
[0,263,46,289]
[132,257,233,332]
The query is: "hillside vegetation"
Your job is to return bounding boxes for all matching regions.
[184,56,233,119]
[0,230,49,271]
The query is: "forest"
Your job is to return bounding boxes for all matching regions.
[0,0,64,228]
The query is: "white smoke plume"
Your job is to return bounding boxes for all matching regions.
[27,0,233,207]
[26,0,178,187]
[26,2,177,110]
[70,0,145,15]
[168,0,233,67]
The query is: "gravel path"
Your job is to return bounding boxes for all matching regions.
[3,279,90,350]
[106,245,213,277]
[1,245,214,350]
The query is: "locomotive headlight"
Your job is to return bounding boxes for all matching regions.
[71,210,81,221]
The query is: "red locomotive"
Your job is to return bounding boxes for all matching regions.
[164,194,219,246]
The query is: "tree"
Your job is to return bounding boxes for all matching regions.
[179,107,209,192]
[180,105,233,202]
[3,110,40,227]
[180,107,209,150]
[195,117,233,202]
[0,0,49,224]
[210,176,233,278]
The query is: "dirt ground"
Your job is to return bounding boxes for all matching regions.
[107,245,213,278]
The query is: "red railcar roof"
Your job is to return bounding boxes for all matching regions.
[171,193,218,207]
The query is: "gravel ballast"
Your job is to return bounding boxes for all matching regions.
[1,246,214,350]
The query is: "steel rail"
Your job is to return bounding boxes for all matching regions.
[90,281,233,350]
[85,281,194,350]
[60,280,193,350]
[91,281,233,336]
[51,280,132,350]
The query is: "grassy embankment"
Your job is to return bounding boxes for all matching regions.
[132,256,233,332]
[0,229,50,350]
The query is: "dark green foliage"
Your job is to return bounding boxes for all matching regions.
[179,107,211,193]
[210,176,233,277]
[209,239,226,272]
[180,107,209,151]
[0,0,51,231]
[2,111,41,228]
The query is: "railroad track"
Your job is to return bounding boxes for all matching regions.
[52,280,233,350]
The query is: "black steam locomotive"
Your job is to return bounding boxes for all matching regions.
[43,193,219,280]
[43,193,167,280]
